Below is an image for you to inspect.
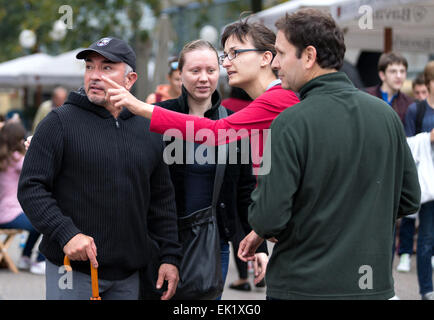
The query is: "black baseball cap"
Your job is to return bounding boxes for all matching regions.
[76,37,136,71]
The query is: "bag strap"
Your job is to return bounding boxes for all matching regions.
[415,100,426,135]
[211,106,228,209]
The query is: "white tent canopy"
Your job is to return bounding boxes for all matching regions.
[251,0,434,53]
[332,0,434,52]
[0,49,85,88]
[29,49,85,87]
[0,53,52,87]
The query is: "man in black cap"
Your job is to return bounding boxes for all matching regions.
[18,37,181,300]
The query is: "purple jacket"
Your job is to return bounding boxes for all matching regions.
[365,85,414,124]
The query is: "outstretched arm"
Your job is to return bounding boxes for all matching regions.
[103,75,299,146]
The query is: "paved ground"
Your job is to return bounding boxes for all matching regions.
[0,233,426,300]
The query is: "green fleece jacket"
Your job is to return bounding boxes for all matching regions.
[249,72,420,300]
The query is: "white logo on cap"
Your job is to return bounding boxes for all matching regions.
[96,38,112,46]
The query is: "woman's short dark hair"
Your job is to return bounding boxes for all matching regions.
[221,17,276,57]
[221,17,277,76]
[275,8,346,70]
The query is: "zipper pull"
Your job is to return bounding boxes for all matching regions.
[115,119,120,129]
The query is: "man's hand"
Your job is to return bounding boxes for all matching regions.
[430,128,434,142]
[253,253,268,285]
[63,233,98,268]
[238,230,265,262]
[156,263,179,300]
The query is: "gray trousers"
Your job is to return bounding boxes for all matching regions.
[46,260,139,300]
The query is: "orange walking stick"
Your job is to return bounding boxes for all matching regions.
[63,256,101,300]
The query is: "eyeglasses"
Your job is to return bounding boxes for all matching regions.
[218,49,266,65]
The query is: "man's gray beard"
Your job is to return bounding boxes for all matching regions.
[87,94,107,107]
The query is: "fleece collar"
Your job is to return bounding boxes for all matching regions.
[175,85,222,118]
[298,72,355,101]
[65,87,134,120]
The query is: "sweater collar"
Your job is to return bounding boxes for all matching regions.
[375,84,402,102]
[176,85,222,117]
[66,88,134,120]
[266,79,282,91]
[298,71,355,101]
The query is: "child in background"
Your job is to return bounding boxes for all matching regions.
[0,121,45,275]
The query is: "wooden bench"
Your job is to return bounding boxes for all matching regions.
[0,229,22,273]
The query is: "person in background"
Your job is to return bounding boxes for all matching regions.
[403,61,434,300]
[396,72,431,274]
[412,73,429,102]
[0,121,45,275]
[146,57,182,104]
[365,52,414,284]
[32,86,67,133]
[365,52,413,123]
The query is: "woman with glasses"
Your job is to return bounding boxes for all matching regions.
[104,19,299,158]
[145,57,182,104]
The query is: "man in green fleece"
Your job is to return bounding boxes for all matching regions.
[239,9,421,300]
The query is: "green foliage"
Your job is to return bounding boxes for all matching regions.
[0,0,159,62]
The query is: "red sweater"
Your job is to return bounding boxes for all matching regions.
[150,84,300,166]
[221,97,251,112]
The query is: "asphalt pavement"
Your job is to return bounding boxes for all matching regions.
[0,232,425,300]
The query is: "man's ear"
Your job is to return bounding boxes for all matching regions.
[261,51,274,67]
[303,45,317,70]
[124,72,138,91]
[378,71,386,82]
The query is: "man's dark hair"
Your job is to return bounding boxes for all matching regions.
[377,52,408,73]
[275,8,346,70]
[221,16,276,57]
[412,73,425,89]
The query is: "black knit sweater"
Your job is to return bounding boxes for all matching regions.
[18,89,182,280]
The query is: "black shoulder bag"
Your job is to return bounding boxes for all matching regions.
[172,106,228,300]
[140,107,228,300]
